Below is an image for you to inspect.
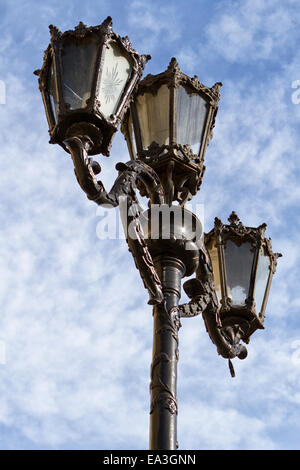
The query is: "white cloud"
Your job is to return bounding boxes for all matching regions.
[127,0,181,52]
[176,47,199,75]
[205,0,299,63]
[180,402,275,449]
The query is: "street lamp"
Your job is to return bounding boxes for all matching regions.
[35,18,281,451]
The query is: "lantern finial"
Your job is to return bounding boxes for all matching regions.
[228,211,241,226]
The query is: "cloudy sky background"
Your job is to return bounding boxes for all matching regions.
[0,0,299,450]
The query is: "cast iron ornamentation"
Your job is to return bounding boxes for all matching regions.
[150,305,179,415]
[65,134,165,305]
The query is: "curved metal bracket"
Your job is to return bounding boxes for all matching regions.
[65,135,165,305]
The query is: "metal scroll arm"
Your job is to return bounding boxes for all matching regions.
[178,245,247,377]
[64,135,165,306]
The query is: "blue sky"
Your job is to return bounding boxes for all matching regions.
[0,0,299,450]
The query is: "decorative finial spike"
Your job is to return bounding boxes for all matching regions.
[75,21,87,29]
[49,24,61,40]
[214,216,223,227]
[102,16,113,28]
[257,222,267,236]
[100,16,113,36]
[139,54,151,70]
[228,211,240,226]
[168,57,179,71]
[212,82,223,95]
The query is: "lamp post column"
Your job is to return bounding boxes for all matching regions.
[149,255,185,450]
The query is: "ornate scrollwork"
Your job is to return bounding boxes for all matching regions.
[50,16,113,42]
[215,212,282,271]
[136,142,205,206]
[65,134,165,305]
[150,377,178,415]
[146,57,223,104]
[150,301,181,416]
[49,24,61,41]
[220,211,267,247]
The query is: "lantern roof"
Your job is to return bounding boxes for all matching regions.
[45,17,150,69]
[206,211,281,267]
[137,57,222,103]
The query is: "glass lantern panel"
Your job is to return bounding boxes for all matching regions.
[224,240,253,306]
[208,240,222,305]
[47,61,59,123]
[97,41,132,118]
[176,86,208,155]
[62,37,98,110]
[254,250,270,314]
[136,84,170,149]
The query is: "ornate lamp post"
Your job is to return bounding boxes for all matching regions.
[35,18,281,451]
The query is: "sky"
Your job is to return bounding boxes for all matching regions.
[0,0,299,451]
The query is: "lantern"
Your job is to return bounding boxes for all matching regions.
[205,212,282,343]
[121,57,222,204]
[34,17,150,156]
